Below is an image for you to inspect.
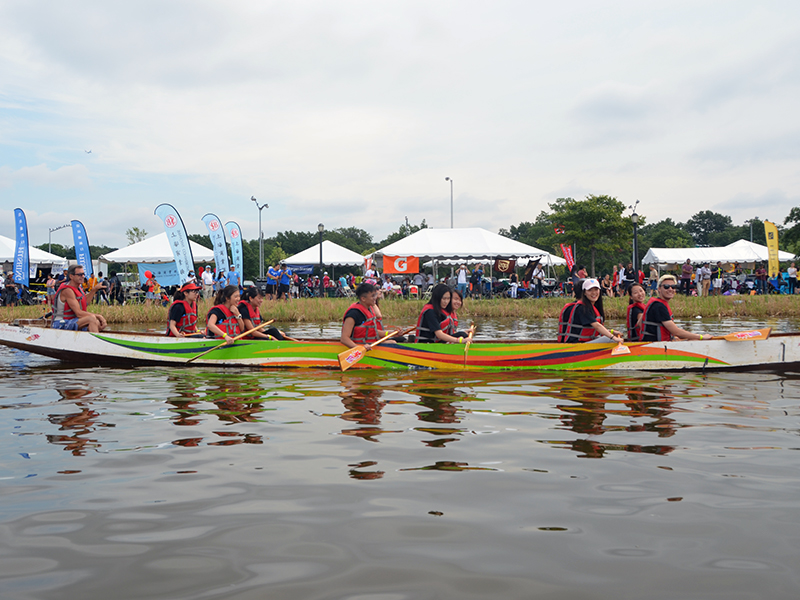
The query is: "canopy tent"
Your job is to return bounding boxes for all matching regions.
[642,240,794,269]
[284,240,365,274]
[0,234,68,274]
[373,228,566,265]
[98,232,214,264]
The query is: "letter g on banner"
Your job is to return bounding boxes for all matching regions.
[394,257,407,272]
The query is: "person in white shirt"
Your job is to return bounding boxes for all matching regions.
[201,266,215,299]
[532,265,545,298]
[456,265,468,297]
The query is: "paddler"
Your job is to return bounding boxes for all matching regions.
[166,281,201,337]
[626,283,647,342]
[51,264,108,333]
[557,285,582,342]
[238,286,290,340]
[206,285,243,343]
[340,283,398,349]
[563,279,622,343]
[444,287,469,339]
[415,284,466,343]
[642,275,706,342]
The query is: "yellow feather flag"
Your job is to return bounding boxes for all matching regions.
[764,220,780,278]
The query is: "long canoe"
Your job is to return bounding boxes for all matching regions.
[1,322,797,371]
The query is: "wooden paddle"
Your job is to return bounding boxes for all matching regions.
[187,319,274,363]
[712,327,771,342]
[463,323,476,366]
[338,326,414,372]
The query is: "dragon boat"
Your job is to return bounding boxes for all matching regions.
[0,322,797,371]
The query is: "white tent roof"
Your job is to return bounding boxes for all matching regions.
[373,227,566,265]
[642,239,794,267]
[0,234,67,263]
[284,240,366,266]
[98,232,214,264]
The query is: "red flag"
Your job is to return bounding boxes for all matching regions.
[560,244,575,270]
[554,224,566,234]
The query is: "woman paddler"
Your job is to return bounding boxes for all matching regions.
[642,275,706,342]
[416,284,466,344]
[238,287,290,340]
[443,287,469,339]
[340,283,397,349]
[557,285,582,342]
[563,279,622,343]
[166,281,201,337]
[206,285,244,343]
[626,283,647,342]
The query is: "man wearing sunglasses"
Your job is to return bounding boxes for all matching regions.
[52,265,108,332]
[642,275,705,342]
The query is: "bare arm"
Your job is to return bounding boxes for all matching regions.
[591,322,623,343]
[340,317,358,348]
[664,320,703,341]
[434,329,463,344]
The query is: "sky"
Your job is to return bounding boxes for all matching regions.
[1,0,799,250]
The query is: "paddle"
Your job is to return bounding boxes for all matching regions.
[463,323,476,366]
[711,327,771,342]
[338,326,414,372]
[187,319,275,363]
[611,341,631,356]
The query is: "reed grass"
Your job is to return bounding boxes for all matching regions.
[3,294,799,326]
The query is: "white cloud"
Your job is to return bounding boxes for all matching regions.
[0,164,91,189]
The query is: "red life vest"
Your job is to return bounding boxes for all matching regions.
[441,311,457,336]
[206,304,241,338]
[565,302,603,342]
[240,301,262,326]
[166,300,198,336]
[54,283,87,321]
[416,303,448,342]
[345,302,379,343]
[557,302,578,342]
[626,301,646,341]
[642,298,673,341]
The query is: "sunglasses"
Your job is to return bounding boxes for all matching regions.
[660,284,678,290]
[74,273,86,278]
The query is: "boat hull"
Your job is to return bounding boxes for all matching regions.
[1,323,798,372]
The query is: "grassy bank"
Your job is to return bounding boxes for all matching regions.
[3,294,799,325]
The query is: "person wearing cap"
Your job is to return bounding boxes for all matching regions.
[642,275,706,342]
[563,278,622,343]
[166,281,201,337]
[456,264,469,297]
[201,266,215,299]
[277,261,293,301]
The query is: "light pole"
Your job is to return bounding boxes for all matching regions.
[750,216,759,243]
[445,177,453,228]
[251,196,269,279]
[630,200,640,275]
[48,223,71,255]
[318,223,325,295]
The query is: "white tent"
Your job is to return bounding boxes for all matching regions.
[0,234,68,271]
[373,227,566,265]
[284,240,365,267]
[98,232,214,264]
[642,239,794,268]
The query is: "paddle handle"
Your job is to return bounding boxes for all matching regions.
[187,319,275,363]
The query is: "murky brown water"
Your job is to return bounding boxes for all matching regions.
[2,319,800,599]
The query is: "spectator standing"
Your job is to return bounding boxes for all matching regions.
[456,264,469,297]
[680,259,693,295]
[700,263,712,297]
[532,263,545,298]
[788,262,797,295]
[201,267,215,299]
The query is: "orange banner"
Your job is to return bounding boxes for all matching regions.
[383,256,420,274]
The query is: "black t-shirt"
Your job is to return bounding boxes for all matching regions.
[168,302,188,324]
[344,307,368,327]
[628,305,644,341]
[418,309,447,342]
[642,302,672,341]
[238,302,258,323]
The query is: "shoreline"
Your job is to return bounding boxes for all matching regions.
[2,294,798,325]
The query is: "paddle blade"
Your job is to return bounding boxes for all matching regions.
[338,345,367,371]
[611,342,631,356]
[721,327,771,342]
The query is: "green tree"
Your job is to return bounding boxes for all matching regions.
[538,195,631,277]
[377,219,428,248]
[639,218,694,251]
[685,211,732,246]
[126,227,148,244]
[499,212,555,250]
[328,227,373,253]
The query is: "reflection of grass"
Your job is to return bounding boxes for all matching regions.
[5,294,799,324]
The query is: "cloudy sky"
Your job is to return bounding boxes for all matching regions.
[1,0,799,249]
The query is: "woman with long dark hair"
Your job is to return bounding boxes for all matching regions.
[563,279,622,343]
[206,285,243,342]
[415,284,465,343]
[626,283,647,342]
[238,286,289,340]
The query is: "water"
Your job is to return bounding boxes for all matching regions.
[2,319,800,599]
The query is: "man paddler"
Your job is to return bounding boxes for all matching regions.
[52,264,108,332]
[166,281,201,337]
[340,283,397,349]
[642,275,707,342]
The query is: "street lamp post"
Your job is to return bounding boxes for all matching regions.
[318,223,325,296]
[630,200,640,275]
[750,217,759,243]
[251,196,269,279]
[48,223,71,255]
[445,177,453,228]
